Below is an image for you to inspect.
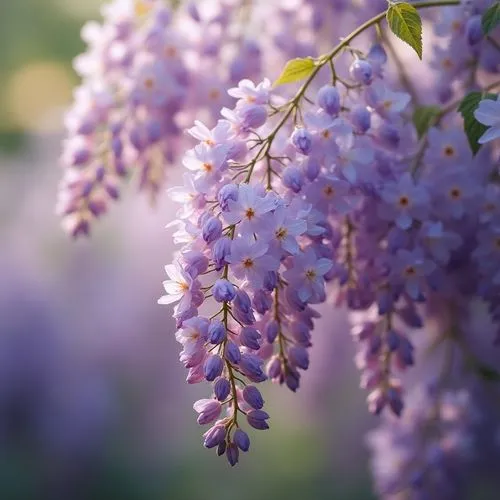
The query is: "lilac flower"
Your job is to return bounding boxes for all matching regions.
[212,278,236,302]
[418,221,462,264]
[391,248,436,299]
[158,263,197,313]
[379,173,430,230]
[227,78,271,105]
[226,238,279,288]
[260,207,307,255]
[474,96,500,144]
[224,184,278,232]
[193,399,222,425]
[283,247,333,303]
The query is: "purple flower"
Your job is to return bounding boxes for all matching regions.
[242,385,264,409]
[283,247,333,303]
[233,429,250,452]
[246,410,270,430]
[240,326,261,350]
[226,238,279,289]
[204,355,224,381]
[291,128,313,155]
[474,96,500,144]
[379,173,430,230]
[214,377,231,401]
[391,248,436,299]
[350,59,373,85]
[203,425,226,448]
[212,278,236,302]
[224,183,278,231]
[316,85,340,116]
[193,399,222,425]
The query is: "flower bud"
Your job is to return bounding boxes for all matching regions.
[242,385,264,409]
[350,59,373,85]
[204,355,224,382]
[213,278,236,302]
[233,429,250,452]
[317,85,341,115]
[214,377,231,401]
[208,320,226,344]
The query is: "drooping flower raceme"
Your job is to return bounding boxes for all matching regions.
[62,0,500,493]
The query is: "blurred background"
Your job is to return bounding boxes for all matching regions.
[0,1,380,499]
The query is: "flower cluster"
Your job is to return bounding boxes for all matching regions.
[62,0,500,494]
[367,384,477,499]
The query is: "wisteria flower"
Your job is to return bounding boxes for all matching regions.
[474,95,500,144]
[226,238,280,288]
[283,247,333,303]
[224,184,278,232]
[378,173,429,230]
[227,78,271,105]
[261,206,307,255]
[390,248,436,299]
[158,262,198,313]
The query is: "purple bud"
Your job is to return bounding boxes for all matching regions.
[377,123,400,149]
[212,237,231,270]
[71,147,91,167]
[208,320,226,345]
[386,330,400,352]
[203,425,226,448]
[239,354,267,382]
[267,357,282,379]
[233,429,250,452]
[239,104,267,129]
[234,290,251,313]
[304,157,321,181]
[214,377,231,401]
[317,85,341,115]
[387,387,404,416]
[252,290,272,314]
[217,184,238,211]
[368,44,387,65]
[95,165,106,183]
[466,15,483,46]
[240,327,261,350]
[265,321,279,343]
[217,440,227,456]
[226,442,239,466]
[204,355,224,382]
[350,59,373,85]
[350,106,371,133]
[111,137,123,158]
[212,278,236,303]
[225,341,241,364]
[288,345,309,370]
[246,410,270,430]
[193,399,222,425]
[291,128,313,155]
[184,251,209,278]
[187,1,201,22]
[263,271,278,292]
[285,368,300,392]
[283,165,304,193]
[202,216,222,243]
[242,385,264,409]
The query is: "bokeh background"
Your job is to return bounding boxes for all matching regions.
[0,1,395,499]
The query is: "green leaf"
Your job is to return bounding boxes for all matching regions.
[273,57,316,87]
[412,105,441,139]
[475,363,500,382]
[482,2,500,35]
[458,91,497,155]
[386,2,423,59]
